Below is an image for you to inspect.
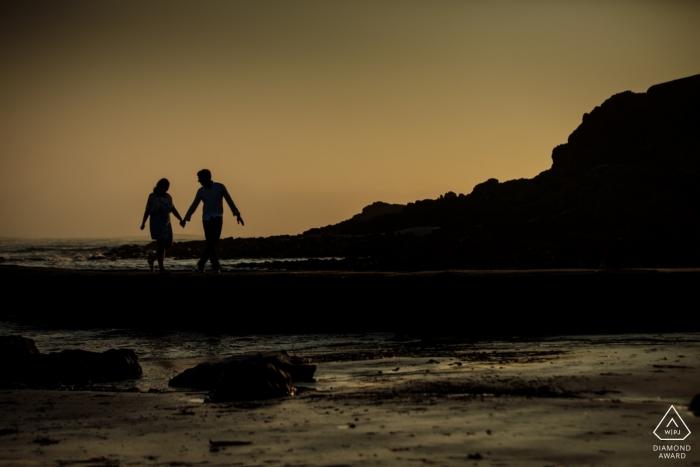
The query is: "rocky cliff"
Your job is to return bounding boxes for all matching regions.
[281,74,699,269]
[307,74,700,240]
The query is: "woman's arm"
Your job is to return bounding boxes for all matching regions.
[140,211,149,230]
[141,194,154,230]
[171,206,184,223]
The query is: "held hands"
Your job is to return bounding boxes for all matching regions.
[180,220,187,228]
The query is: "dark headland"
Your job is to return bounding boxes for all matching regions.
[3,75,700,335]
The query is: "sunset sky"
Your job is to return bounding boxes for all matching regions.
[1,0,698,239]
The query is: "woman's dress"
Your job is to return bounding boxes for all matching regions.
[146,193,174,240]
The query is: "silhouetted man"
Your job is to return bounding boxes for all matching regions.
[181,169,244,272]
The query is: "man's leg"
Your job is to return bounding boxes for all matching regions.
[199,220,214,271]
[208,216,223,270]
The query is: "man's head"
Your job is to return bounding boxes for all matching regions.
[197,169,212,186]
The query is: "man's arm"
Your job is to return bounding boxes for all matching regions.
[183,191,202,223]
[222,185,244,225]
[222,185,240,217]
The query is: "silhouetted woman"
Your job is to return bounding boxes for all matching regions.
[140,178,183,273]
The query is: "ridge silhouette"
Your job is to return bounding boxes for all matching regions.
[308,74,700,237]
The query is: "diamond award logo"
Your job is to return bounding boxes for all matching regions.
[654,405,691,441]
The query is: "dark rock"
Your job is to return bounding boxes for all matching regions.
[393,227,440,237]
[209,361,294,402]
[209,440,252,447]
[690,394,700,414]
[0,336,40,358]
[33,437,59,445]
[168,360,228,390]
[471,178,500,196]
[349,202,405,222]
[169,351,316,390]
[0,335,142,385]
[51,349,143,383]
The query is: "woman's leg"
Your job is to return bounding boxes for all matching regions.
[157,238,174,273]
[147,251,156,272]
[156,240,166,272]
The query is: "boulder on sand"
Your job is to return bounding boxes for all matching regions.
[168,359,228,390]
[690,394,700,415]
[0,336,40,357]
[46,349,143,384]
[0,335,142,385]
[210,361,295,402]
[169,351,316,390]
[169,351,316,402]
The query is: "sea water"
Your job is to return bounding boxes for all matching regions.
[0,237,328,271]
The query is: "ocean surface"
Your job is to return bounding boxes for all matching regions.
[0,237,324,271]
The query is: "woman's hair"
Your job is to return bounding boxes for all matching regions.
[153,178,170,196]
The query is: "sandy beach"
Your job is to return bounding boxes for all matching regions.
[1,334,698,466]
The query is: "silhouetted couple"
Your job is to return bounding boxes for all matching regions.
[140,169,244,273]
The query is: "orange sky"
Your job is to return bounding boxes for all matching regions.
[1,0,698,239]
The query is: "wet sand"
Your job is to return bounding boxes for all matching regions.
[1,335,698,466]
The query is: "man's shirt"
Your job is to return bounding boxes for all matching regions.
[184,182,240,222]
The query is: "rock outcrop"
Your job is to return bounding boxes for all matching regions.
[0,335,142,385]
[210,361,295,403]
[286,74,700,268]
[169,351,315,402]
[0,335,40,357]
[690,394,700,415]
[349,202,406,222]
